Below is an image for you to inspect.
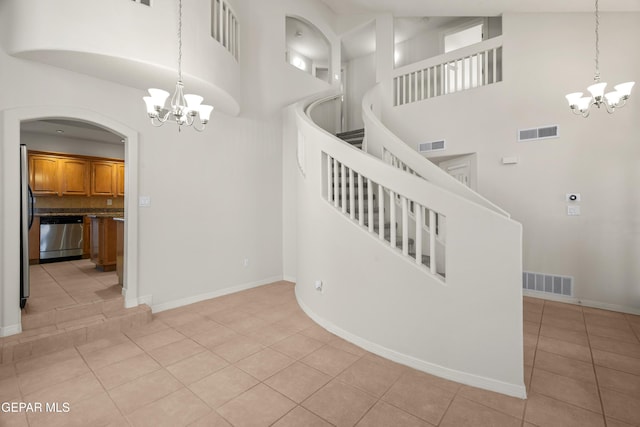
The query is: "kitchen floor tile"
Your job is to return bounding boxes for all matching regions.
[264,361,331,403]
[302,379,377,427]
[217,383,296,427]
[188,365,259,408]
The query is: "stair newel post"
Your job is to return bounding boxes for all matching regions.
[367,178,374,233]
[389,190,396,248]
[415,205,423,266]
[401,196,409,256]
[341,163,347,214]
[357,173,364,226]
[429,209,437,275]
[349,168,355,220]
[378,184,384,240]
[333,158,339,208]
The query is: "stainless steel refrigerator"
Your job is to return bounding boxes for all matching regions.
[20,144,34,309]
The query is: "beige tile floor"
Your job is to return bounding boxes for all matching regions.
[26,259,122,313]
[1,280,639,427]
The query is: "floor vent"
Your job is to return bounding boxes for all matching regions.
[518,125,559,142]
[522,271,573,297]
[419,140,446,153]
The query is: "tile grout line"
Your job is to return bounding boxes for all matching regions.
[580,304,608,427]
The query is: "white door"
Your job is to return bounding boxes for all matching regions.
[439,157,471,188]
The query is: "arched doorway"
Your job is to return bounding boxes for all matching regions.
[0,106,140,335]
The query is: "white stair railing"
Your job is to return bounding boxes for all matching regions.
[394,36,503,106]
[211,0,239,60]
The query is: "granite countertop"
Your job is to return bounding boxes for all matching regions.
[35,209,124,218]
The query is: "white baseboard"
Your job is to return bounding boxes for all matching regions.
[523,290,640,315]
[151,275,284,314]
[282,275,297,283]
[0,323,22,338]
[296,288,527,399]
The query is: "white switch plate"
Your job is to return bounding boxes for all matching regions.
[139,196,151,207]
[242,258,250,268]
[106,199,113,206]
[314,280,323,292]
[567,205,581,216]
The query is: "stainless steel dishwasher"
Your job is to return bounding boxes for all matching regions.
[39,215,84,262]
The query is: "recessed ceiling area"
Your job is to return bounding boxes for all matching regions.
[21,119,125,145]
[285,17,331,62]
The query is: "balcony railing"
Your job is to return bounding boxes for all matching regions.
[393,36,503,106]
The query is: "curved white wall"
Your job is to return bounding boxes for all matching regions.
[0,0,241,115]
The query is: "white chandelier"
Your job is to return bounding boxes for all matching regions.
[143,0,213,131]
[565,0,635,117]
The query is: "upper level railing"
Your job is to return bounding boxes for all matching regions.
[211,0,239,60]
[393,36,503,106]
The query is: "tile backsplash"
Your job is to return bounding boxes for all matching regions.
[34,196,124,210]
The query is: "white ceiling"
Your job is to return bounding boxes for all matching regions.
[286,16,331,61]
[21,119,124,145]
[321,0,640,15]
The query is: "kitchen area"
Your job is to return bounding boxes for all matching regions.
[21,119,126,310]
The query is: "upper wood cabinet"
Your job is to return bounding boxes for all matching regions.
[60,158,90,196]
[91,161,116,196]
[116,163,125,197]
[29,154,60,195]
[28,151,123,197]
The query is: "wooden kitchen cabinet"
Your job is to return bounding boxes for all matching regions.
[82,216,91,258]
[59,158,90,196]
[29,154,59,195]
[28,151,124,198]
[116,162,125,197]
[28,216,40,264]
[91,161,116,196]
[90,217,117,271]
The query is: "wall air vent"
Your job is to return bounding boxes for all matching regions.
[522,271,573,297]
[518,125,559,142]
[418,140,446,153]
[132,0,151,5]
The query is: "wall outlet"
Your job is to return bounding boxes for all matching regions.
[314,280,323,292]
[106,199,113,206]
[139,196,151,207]
[242,258,250,268]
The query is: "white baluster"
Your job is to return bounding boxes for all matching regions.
[389,190,396,248]
[341,163,347,214]
[429,210,437,275]
[402,76,406,105]
[218,1,224,44]
[378,184,384,240]
[415,205,423,266]
[358,173,364,226]
[333,158,339,208]
[349,168,355,220]
[401,196,408,255]
[326,155,332,202]
[492,49,497,84]
[421,69,425,101]
[368,178,374,233]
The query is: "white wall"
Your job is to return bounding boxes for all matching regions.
[345,52,376,130]
[21,132,125,160]
[382,12,640,313]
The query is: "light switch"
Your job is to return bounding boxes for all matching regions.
[139,196,151,207]
[567,205,581,216]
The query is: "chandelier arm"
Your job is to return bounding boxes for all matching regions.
[594,0,600,81]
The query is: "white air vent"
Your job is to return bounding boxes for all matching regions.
[419,140,446,153]
[522,271,573,297]
[132,0,151,6]
[518,125,559,142]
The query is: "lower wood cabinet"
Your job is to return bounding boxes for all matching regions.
[90,217,117,271]
[28,216,40,264]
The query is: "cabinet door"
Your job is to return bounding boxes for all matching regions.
[115,162,125,197]
[91,161,115,196]
[29,155,59,195]
[83,216,91,258]
[28,216,40,263]
[60,158,90,196]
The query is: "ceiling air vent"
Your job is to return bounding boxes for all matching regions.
[419,140,446,153]
[518,125,559,142]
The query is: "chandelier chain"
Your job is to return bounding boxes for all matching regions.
[594,0,600,81]
[178,0,183,82]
